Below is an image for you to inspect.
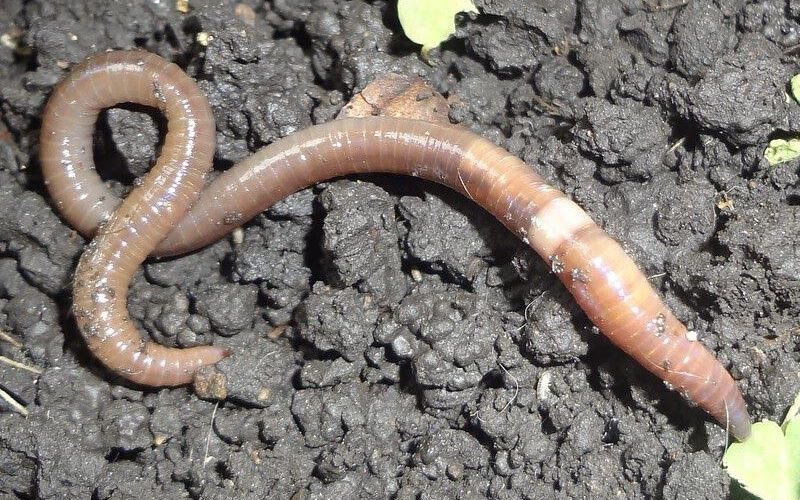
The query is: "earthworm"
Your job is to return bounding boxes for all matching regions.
[39,50,751,440]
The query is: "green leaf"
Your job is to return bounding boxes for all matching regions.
[764,138,800,166]
[723,419,800,500]
[782,392,800,431]
[791,74,800,103]
[397,0,477,55]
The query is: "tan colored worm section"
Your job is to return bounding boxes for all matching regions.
[40,50,751,440]
[41,51,229,386]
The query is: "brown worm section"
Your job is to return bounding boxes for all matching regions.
[40,50,751,440]
[40,50,228,386]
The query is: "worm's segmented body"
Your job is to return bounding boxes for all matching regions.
[40,51,751,440]
[40,51,226,386]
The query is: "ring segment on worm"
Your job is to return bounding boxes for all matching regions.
[39,50,752,441]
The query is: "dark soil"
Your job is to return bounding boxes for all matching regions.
[1,0,799,498]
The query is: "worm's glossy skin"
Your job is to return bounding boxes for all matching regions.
[40,51,751,440]
[40,51,229,386]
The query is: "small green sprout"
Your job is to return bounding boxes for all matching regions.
[765,138,800,166]
[723,392,800,500]
[764,73,800,165]
[791,74,800,104]
[397,0,477,57]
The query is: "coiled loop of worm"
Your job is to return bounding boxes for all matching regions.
[40,50,227,386]
[40,50,751,440]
